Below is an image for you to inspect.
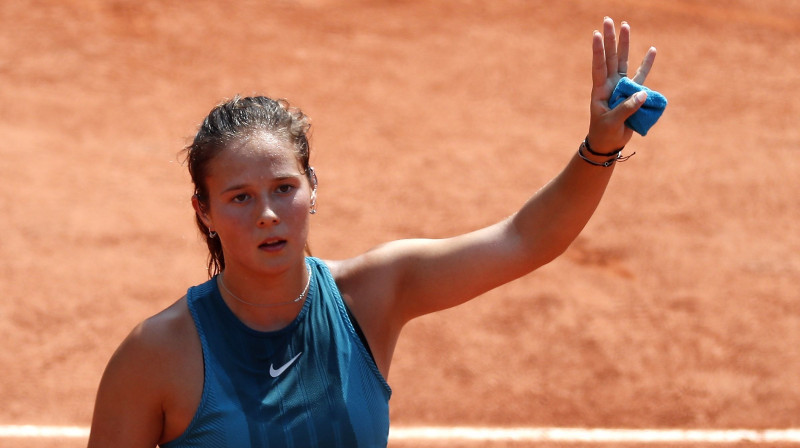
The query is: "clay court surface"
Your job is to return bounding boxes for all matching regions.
[1,0,799,446]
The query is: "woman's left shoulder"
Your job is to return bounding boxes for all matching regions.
[319,249,402,310]
[317,256,371,299]
[319,244,405,297]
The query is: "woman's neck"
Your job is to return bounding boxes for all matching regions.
[217,260,311,331]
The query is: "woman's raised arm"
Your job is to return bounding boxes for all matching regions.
[338,18,659,329]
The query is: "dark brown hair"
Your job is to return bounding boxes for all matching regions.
[183,95,312,277]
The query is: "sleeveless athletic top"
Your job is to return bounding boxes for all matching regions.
[162,257,392,448]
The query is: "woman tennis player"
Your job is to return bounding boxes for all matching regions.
[88,17,658,447]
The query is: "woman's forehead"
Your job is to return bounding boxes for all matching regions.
[208,135,301,178]
[228,130,294,157]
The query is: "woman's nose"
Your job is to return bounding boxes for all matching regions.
[257,201,280,226]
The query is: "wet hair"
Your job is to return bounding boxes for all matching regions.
[183,95,313,277]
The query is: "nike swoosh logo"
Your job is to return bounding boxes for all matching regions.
[269,352,303,378]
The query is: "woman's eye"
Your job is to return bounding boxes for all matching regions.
[276,184,295,194]
[232,193,250,203]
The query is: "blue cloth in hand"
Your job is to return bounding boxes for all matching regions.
[609,77,667,136]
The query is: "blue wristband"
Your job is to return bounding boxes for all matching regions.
[609,77,667,136]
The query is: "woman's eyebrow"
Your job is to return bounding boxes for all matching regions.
[220,174,302,193]
[273,173,303,181]
[221,183,249,194]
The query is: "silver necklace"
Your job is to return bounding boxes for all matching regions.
[218,263,311,308]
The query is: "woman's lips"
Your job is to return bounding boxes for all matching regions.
[259,240,287,252]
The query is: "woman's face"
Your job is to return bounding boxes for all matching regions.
[194,131,313,276]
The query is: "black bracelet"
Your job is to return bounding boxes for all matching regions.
[584,136,624,157]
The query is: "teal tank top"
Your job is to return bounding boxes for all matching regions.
[162,257,392,448]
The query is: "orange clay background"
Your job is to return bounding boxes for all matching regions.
[1,1,799,447]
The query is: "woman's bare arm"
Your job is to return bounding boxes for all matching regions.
[339,18,658,329]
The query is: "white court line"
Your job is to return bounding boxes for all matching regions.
[0,425,90,438]
[3,425,800,443]
[390,427,800,443]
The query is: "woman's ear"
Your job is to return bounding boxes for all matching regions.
[192,194,213,229]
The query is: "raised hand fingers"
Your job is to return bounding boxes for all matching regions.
[592,18,656,102]
[632,46,657,85]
